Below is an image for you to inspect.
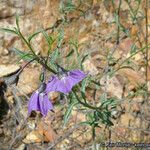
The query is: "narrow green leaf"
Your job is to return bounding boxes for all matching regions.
[81,78,87,94]
[81,54,88,64]
[28,29,43,42]
[0,28,18,35]
[50,48,60,63]
[11,48,35,61]
[39,73,44,82]
[11,48,25,55]
[42,30,51,46]
[65,49,74,57]
[19,53,35,61]
[130,43,137,54]
[16,14,20,30]
[79,121,91,126]
[63,102,78,126]
[57,29,64,48]
[60,0,76,13]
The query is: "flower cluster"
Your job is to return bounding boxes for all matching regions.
[28,69,86,117]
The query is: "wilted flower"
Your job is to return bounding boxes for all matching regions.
[46,69,87,94]
[28,83,53,117]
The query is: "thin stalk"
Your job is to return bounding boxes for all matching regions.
[125,0,145,43]
[17,58,36,76]
[72,89,101,111]
[113,44,150,73]
[145,0,149,101]
[116,0,122,44]
[18,30,56,74]
[18,30,37,57]
[92,125,97,150]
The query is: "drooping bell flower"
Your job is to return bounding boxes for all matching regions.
[46,67,87,94]
[28,83,53,117]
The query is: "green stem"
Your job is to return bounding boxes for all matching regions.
[114,44,150,73]
[18,30,37,57]
[116,0,122,44]
[17,58,36,75]
[145,0,149,101]
[72,89,101,111]
[92,125,97,150]
[18,30,56,74]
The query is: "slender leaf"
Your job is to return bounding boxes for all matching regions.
[28,30,42,42]
[0,28,18,35]
[65,49,74,57]
[11,48,35,61]
[16,14,20,30]
[63,101,78,126]
[18,53,35,61]
[130,43,137,54]
[81,78,88,97]
[42,30,53,46]
[39,73,44,82]
[57,29,64,48]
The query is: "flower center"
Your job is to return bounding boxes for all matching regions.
[58,67,69,80]
[38,82,46,93]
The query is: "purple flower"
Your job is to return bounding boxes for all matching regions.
[28,83,53,117]
[46,69,87,94]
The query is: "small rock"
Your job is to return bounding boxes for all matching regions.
[0,5,14,19]
[100,75,123,99]
[17,67,40,95]
[16,143,26,150]
[23,130,44,144]
[2,49,9,55]
[49,92,59,103]
[118,68,145,87]
[120,113,134,127]
[27,120,36,130]
[7,0,25,8]
[0,64,20,78]
[83,59,99,76]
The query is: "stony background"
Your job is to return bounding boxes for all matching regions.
[0,0,150,149]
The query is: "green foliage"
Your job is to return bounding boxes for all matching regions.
[16,14,20,31]
[48,49,60,71]
[60,0,76,14]
[130,43,138,54]
[57,29,64,48]
[100,95,116,108]
[84,95,116,127]
[65,49,74,58]
[69,39,82,69]
[0,15,20,35]
[39,72,45,82]
[28,29,42,42]
[127,84,148,98]
[63,101,78,126]
[125,0,142,23]
[0,28,18,35]
[11,48,35,62]
[42,30,55,47]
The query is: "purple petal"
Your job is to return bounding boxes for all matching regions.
[28,91,40,116]
[39,93,53,117]
[46,76,72,94]
[69,70,87,81]
[46,75,59,92]
[58,70,87,93]
[56,78,72,94]
[46,70,87,94]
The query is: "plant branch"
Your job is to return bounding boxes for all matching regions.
[145,0,149,101]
